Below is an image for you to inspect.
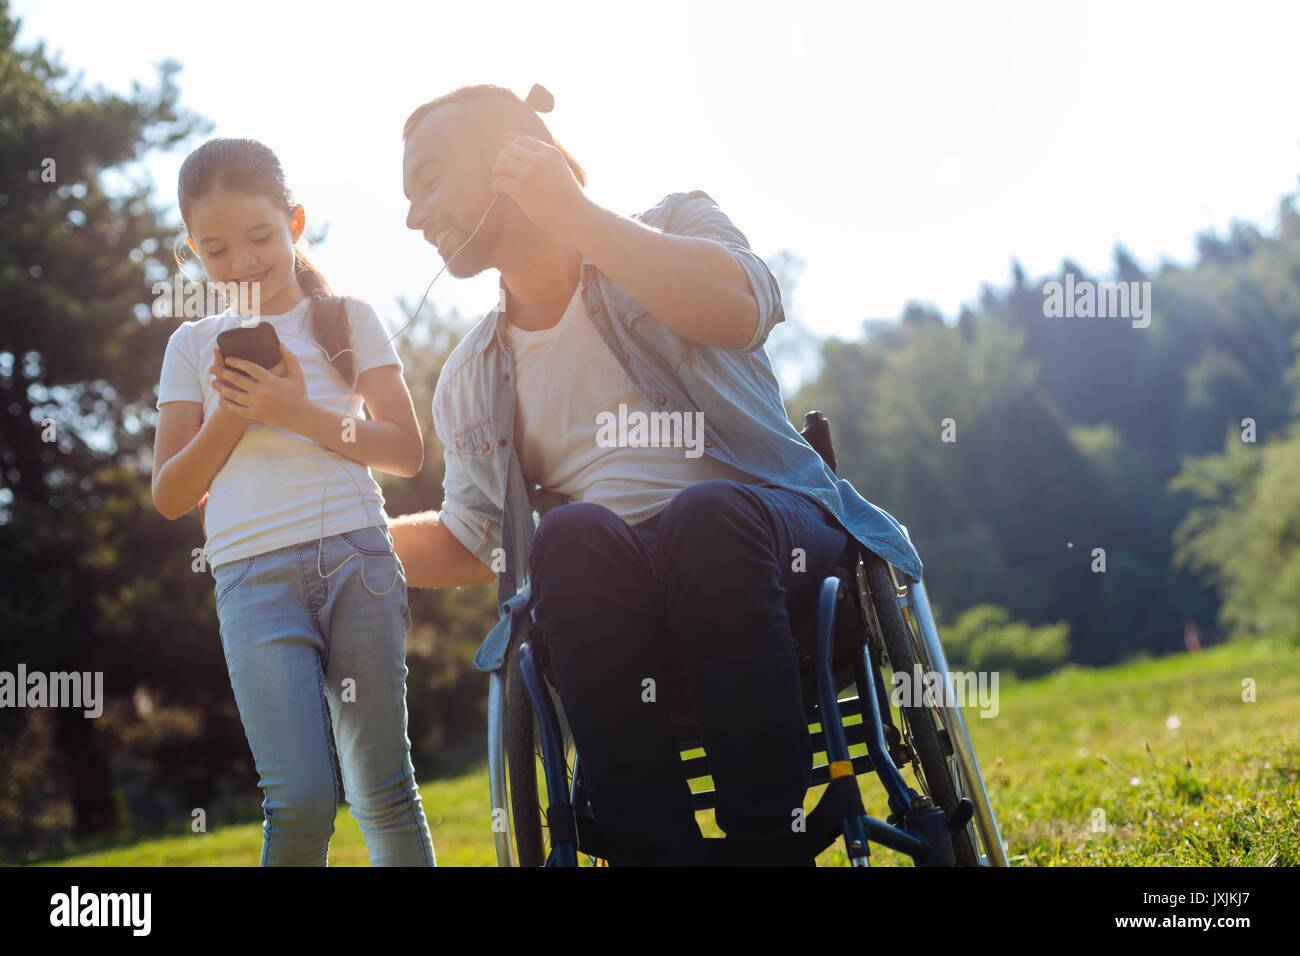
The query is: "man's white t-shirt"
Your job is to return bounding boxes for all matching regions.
[156,296,402,569]
[503,286,755,525]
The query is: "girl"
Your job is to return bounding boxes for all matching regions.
[151,138,434,866]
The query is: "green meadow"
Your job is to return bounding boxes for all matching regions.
[36,635,1298,867]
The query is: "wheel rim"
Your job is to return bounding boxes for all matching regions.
[898,595,991,864]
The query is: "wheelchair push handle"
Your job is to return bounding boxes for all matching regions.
[801,410,838,476]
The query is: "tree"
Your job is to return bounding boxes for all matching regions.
[1171,420,1300,642]
[941,604,1070,679]
[0,0,211,841]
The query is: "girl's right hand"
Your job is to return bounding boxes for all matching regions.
[207,348,254,433]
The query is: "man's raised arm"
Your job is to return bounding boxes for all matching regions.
[490,136,781,352]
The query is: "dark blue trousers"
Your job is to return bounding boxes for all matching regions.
[528,479,856,866]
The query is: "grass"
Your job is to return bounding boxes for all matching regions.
[972,634,1300,866]
[35,634,1300,867]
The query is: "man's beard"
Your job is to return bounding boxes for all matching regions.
[444,195,516,279]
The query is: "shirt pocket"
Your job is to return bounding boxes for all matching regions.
[451,418,495,456]
[624,303,652,335]
[617,301,661,362]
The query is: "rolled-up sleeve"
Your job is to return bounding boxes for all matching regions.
[663,190,785,353]
[431,381,501,569]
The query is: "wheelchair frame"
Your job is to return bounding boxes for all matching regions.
[486,412,1009,867]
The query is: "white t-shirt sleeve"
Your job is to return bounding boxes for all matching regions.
[156,323,203,408]
[346,299,403,376]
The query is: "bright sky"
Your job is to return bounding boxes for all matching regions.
[15,0,1300,370]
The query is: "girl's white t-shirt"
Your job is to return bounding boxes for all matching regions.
[155,296,402,569]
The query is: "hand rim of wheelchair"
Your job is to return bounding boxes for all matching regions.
[489,550,1008,867]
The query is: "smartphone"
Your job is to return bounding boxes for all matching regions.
[216,322,282,370]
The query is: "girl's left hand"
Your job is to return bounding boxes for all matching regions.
[209,342,310,431]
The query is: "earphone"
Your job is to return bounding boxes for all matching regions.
[193,192,504,596]
[303,193,504,596]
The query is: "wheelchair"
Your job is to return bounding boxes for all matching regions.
[485,411,1008,867]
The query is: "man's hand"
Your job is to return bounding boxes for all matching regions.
[490,133,593,237]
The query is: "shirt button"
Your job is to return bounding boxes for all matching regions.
[503,373,510,382]
[623,352,630,363]
[590,304,601,314]
[704,440,712,448]
[657,396,667,405]
[481,441,490,452]
[498,438,507,447]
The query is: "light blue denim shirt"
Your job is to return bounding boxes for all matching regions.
[428,190,923,672]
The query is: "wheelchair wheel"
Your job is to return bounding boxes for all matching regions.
[504,631,588,866]
[504,636,548,867]
[861,558,983,866]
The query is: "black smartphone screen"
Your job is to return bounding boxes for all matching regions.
[216,322,282,370]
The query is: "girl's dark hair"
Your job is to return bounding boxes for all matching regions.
[176,138,354,385]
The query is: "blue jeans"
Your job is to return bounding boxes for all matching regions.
[212,524,435,866]
[529,480,856,866]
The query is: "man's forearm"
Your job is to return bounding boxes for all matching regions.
[388,510,496,588]
[562,198,759,349]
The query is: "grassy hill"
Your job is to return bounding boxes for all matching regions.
[34,635,1299,867]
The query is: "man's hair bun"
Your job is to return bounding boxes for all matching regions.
[524,84,554,113]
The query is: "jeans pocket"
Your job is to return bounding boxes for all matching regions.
[339,526,393,557]
[214,556,256,602]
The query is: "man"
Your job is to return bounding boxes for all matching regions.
[388,83,923,866]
